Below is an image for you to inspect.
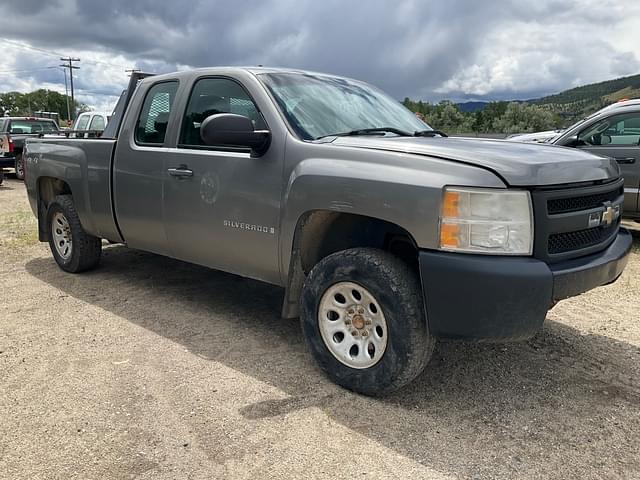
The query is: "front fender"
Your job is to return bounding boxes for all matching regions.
[279,156,505,280]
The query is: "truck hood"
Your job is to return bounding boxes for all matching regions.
[331,136,619,186]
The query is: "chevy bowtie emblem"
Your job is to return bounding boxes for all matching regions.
[587,202,620,228]
[601,203,620,227]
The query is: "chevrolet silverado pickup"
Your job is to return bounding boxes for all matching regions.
[24,68,632,395]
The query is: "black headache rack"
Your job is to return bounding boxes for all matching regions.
[101,71,156,139]
[32,71,156,142]
[37,130,105,139]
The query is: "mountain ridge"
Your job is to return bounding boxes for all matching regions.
[456,73,640,116]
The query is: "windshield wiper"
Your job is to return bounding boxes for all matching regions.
[315,127,413,140]
[414,129,448,137]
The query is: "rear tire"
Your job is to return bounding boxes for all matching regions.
[300,247,434,396]
[14,154,24,180]
[46,195,101,273]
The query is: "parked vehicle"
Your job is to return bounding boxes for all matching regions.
[506,129,563,143]
[0,117,59,180]
[548,99,640,220]
[72,111,111,138]
[34,111,61,125]
[24,68,632,395]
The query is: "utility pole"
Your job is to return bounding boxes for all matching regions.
[59,57,80,120]
[61,68,71,124]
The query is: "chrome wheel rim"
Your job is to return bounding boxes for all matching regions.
[51,212,72,260]
[318,281,388,369]
[16,157,24,177]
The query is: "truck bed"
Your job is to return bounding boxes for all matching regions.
[25,137,122,243]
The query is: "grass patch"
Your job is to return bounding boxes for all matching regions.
[0,210,39,248]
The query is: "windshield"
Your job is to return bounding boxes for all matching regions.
[259,72,431,140]
[9,119,58,134]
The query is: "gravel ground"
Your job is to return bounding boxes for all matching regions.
[1,176,639,480]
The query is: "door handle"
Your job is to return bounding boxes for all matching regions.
[167,165,193,178]
[614,157,636,164]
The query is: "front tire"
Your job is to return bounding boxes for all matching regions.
[300,248,434,396]
[14,154,24,180]
[46,195,101,273]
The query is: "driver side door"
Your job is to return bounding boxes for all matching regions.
[577,111,640,216]
[162,76,283,284]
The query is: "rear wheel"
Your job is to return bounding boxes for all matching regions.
[300,247,434,396]
[46,195,101,273]
[14,154,24,180]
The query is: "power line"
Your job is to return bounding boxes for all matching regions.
[1,38,63,58]
[2,37,130,70]
[0,66,59,75]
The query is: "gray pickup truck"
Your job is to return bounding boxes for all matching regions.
[550,99,640,220]
[24,68,632,395]
[507,99,640,219]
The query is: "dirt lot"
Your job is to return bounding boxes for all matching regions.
[1,177,639,480]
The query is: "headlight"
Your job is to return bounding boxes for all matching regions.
[439,187,533,255]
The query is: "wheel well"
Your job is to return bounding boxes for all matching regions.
[37,177,71,241]
[298,211,418,274]
[281,210,419,318]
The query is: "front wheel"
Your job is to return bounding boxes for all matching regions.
[46,195,102,273]
[14,154,24,180]
[300,248,434,396]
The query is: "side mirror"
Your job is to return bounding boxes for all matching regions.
[200,113,271,156]
[564,135,585,147]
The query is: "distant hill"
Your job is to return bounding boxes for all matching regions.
[527,73,640,122]
[455,73,640,120]
[457,101,489,112]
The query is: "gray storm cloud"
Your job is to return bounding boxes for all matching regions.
[1,0,638,108]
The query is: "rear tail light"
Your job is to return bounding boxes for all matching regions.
[8,138,14,153]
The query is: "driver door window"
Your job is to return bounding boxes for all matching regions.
[579,113,640,146]
[179,77,266,149]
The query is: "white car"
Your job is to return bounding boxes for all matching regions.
[72,111,111,137]
[505,130,563,143]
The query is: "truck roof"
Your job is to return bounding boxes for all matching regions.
[2,116,59,121]
[141,66,353,84]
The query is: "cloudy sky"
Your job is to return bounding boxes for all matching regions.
[1,0,639,111]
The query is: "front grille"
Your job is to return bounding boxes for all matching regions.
[531,178,624,262]
[548,223,618,254]
[547,185,623,215]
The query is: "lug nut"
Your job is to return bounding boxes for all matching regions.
[365,319,372,325]
[352,330,359,336]
[345,319,351,325]
[361,330,369,337]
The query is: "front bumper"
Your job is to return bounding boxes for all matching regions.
[419,229,632,341]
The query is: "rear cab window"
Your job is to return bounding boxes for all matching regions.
[75,114,90,131]
[88,115,106,131]
[8,119,58,134]
[135,81,179,145]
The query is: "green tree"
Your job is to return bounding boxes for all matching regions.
[0,89,86,121]
[492,102,557,134]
